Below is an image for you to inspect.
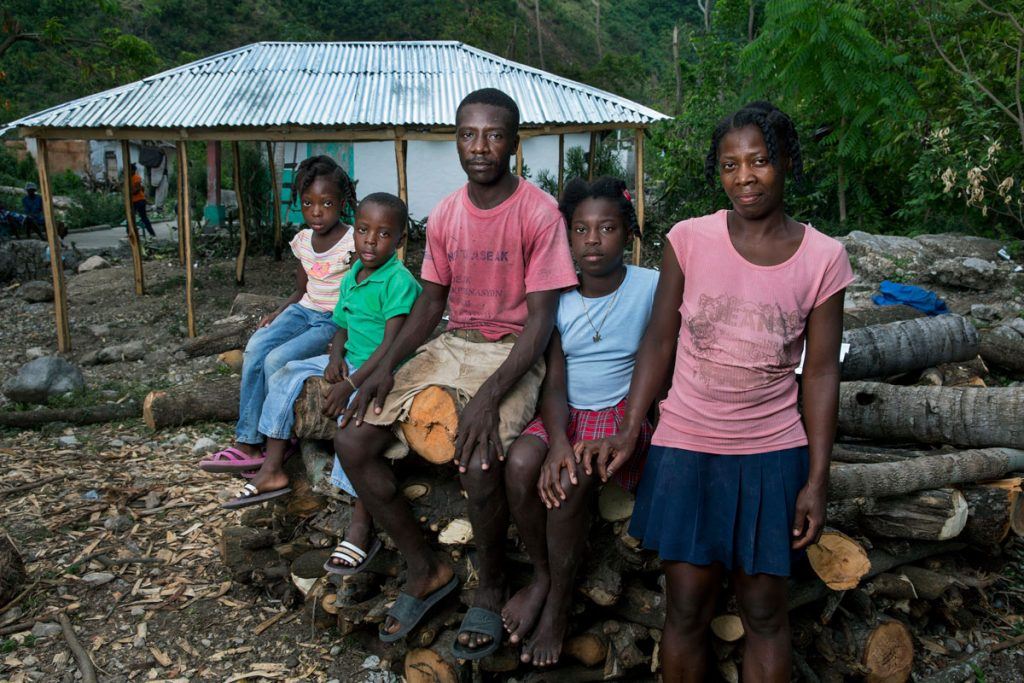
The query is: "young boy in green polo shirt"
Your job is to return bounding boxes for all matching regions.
[224,193,421,574]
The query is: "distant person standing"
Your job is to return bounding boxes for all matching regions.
[130,164,156,238]
[21,183,45,239]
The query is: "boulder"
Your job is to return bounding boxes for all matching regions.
[913,233,1004,261]
[78,255,110,273]
[927,257,1002,291]
[0,240,51,284]
[18,280,54,303]
[2,356,85,404]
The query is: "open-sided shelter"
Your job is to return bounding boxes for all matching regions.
[1,41,670,351]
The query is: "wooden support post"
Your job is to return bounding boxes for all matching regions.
[120,141,145,295]
[557,134,565,197]
[34,139,71,352]
[177,141,197,338]
[233,141,248,285]
[588,131,597,180]
[515,138,524,176]
[176,147,185,266]
[395,138,408,262]
[633,128,644,266]
[266,141,283,261]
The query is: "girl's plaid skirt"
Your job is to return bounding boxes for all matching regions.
[521,398,652,492]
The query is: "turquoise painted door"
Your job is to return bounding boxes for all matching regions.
[280,142,355,225]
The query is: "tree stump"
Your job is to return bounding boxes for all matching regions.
[404,630,470,683]
[842,618,914,683]
[401,385,460,464]
[0,531,26,608]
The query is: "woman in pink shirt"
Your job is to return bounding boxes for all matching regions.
[578,102,853,682]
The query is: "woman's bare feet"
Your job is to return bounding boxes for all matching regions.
[521,595,569,666]
[329,499,374,568]
[502,573,550,644]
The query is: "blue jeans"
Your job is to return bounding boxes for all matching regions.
[258,354,358,497]
[236,303,338,445]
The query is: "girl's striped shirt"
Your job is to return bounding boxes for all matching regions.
[289,227,355,312]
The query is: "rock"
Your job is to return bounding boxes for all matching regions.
[284,655,299,668]
[87,324,111,337]
[83,341,147,366]
[191,437,218,455]
[25,347,47,360]
[108,438,125,447]
[0,240,50,285]
[78,255,110,273]
[361,655,381,669]
[18,280,54,303]
[928,257,1002,290]
[22,656,37,666]
[103,515,132,532]
[144,349,173,367]
[170,433,191,445]
[130,606,144,617]
[81,571,116,586]
[970,303,1002,322]
[330,645,342,656]
[57,435,79,447]
[914,233,1003,261]
[2,356,85,404]
[31,622,62,638]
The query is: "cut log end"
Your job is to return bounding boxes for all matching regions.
[142,390,163,430]
[401,386,459,464]
[863,620,913,683]
[807,529,872,590]
[710,614,744,642]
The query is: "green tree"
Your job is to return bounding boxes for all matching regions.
[741,0,918,223]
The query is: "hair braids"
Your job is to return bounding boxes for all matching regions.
[558,176,642,239]
[290,155,358,222]
[704,101,804,187]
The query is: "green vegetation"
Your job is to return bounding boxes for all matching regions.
[2,1,1023,247]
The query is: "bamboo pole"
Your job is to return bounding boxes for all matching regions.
[266,141,283,261]
[177,142,197,338]
[633,128,644,266]
[34,139,71,352]
[176,148,185,265]
[515,138,524,176]
[557,134,565,197]
[232,141,248,285]
[588,131,597,181]
[120,141,145,295]
[394,138,408,262]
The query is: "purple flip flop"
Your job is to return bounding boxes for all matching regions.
[221,482,293,510]
[199,446,265,473]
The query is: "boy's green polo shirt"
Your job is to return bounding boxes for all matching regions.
[332,254,422,368]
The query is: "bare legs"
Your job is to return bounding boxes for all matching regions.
[661,562,791,682]
[334,424,454,635]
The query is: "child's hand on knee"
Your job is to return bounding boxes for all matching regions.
[538,441,578,509]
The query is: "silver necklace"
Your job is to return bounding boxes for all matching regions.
[579,286,621,343]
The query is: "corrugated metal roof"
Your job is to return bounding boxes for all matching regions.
[4,41,669,134]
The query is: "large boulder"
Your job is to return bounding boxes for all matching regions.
[18,280,54,303]
[926,257,1003,291]
[0,240,51,284]
[2,356,85,404]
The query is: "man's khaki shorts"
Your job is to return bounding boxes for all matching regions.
[362,330,545,459]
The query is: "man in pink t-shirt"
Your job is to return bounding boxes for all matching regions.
[333,89,577,655]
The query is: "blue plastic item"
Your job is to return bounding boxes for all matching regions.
[871,280,948,316]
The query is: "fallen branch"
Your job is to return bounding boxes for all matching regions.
[0,402,141,429]
[0,475,65,497]
[59,613,97,683]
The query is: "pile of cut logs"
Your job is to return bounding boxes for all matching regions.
[147,296,1024,682]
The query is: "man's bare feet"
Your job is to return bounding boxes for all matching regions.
[246,467,289,495]
[381,562,456,635]
[457,584,504,650]
[501,574,550,644]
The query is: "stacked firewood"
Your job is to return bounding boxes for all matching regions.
[159,299,1024,681]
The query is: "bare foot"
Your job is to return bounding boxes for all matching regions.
[457,584,504,651]
[246,466,289,495]
[521,598,568,666]
[502,574,550,644]
[381,562,455,636]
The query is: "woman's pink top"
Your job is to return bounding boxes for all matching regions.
[653,210,854,455]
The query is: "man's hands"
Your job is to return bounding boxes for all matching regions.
[347,367,396,427]
[322,381,354,419]
[453,392,503,473]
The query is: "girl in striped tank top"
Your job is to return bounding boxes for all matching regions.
[201,155,358,471]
